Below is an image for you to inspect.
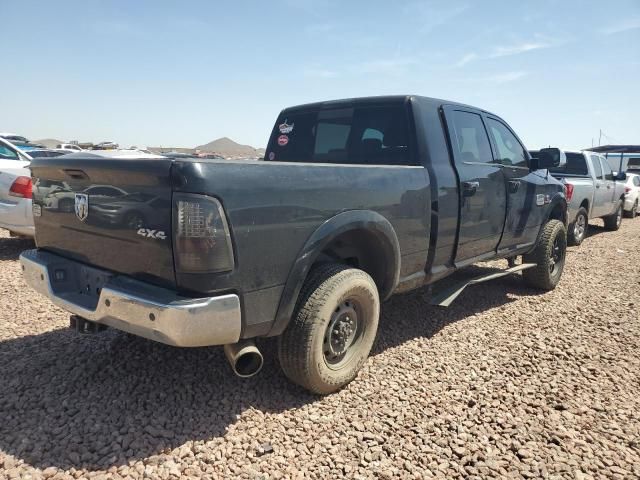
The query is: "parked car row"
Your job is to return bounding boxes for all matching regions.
[529,149,633,246]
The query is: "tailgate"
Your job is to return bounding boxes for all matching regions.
[30,154,176,288]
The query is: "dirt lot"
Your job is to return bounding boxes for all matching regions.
[0,218,638,480]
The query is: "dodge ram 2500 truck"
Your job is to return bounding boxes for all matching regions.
[530,149,627,246]
[21,95,568,394]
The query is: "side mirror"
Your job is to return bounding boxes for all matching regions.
[613,171,626,181]
[532,147,562,170]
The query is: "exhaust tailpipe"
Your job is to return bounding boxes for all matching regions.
[224,340,263,378]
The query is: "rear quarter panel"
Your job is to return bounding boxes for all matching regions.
[172,160,431,335]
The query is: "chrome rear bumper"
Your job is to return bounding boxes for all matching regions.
[20,249,241,347]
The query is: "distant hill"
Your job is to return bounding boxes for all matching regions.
[195,137,263,157]
[34,138,63,148]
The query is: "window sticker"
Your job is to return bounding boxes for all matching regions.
[277,135,289,147]
[279,119,294,134]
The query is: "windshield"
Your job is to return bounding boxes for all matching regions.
[265,104,414,166]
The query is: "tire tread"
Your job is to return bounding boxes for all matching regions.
[278,263,378,394]
[523,220,566,290]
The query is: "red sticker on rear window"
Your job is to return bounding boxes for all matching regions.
[277,135,289,146]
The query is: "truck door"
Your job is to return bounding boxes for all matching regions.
[598,156,618,215]
[485,117,543,251]
[589,154,608,217]
[443,107,507,263]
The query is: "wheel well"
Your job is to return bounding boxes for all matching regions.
[579,199,589,212]
[312,229,394,298]
[549,201,567,225]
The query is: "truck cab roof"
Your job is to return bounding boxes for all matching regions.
[280,95,502,118]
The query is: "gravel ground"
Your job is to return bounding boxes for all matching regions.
[0,218,639,480]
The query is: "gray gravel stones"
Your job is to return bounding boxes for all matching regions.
[0,218,639,479]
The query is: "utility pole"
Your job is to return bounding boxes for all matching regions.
[598,129,602,146]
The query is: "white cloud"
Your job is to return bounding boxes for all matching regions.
[600,17,640,35]
[454,39,556,67]
[489,42,551,58]
[455,53,478,67]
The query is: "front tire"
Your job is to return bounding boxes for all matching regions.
[523,220,567,290]
[567,207,588,246]
[278,263,380,394]
[603,201,623,230]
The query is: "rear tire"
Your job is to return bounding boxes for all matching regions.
[567,207,588,246]
[523,220,567,291]
[603,201,623,230]
[624,200,638,219]
[278,263,380,394]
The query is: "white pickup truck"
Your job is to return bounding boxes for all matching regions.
[530,149,627,245]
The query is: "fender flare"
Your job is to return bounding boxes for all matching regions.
[533,193,567,246]
[546,192,568,225]
[267,210,401,337]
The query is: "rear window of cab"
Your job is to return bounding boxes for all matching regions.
[265,105,415,166]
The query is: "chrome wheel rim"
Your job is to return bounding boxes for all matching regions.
[574,214,586,240]
[616,207,622,227]
[323,299,361,367]
[549,238,563,275]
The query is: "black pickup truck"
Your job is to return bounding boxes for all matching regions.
[21,95,567,394]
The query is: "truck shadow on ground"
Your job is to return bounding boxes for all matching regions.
[0,265,542,472]
[0,237,35,261]
[585,223,611,239]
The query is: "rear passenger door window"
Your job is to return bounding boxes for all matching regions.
[449,110,494,164]
[600,158,614,181]
[485,118,528,168]
[590,155,603,179]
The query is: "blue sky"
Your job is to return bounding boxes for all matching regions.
[2,0,639,150]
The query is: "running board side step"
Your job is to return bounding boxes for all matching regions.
[430,263,536,307]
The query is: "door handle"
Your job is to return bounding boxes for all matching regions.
[508,180,520,194]
[462,181,479,197]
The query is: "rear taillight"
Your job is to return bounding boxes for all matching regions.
[625,186,631,193]
[9,176,32,199]
[173,193,234,273]
[564,182,574,202]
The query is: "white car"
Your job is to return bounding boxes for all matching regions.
[623,172,640,218]
[58,143,84,152]
[0,138,34,237]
